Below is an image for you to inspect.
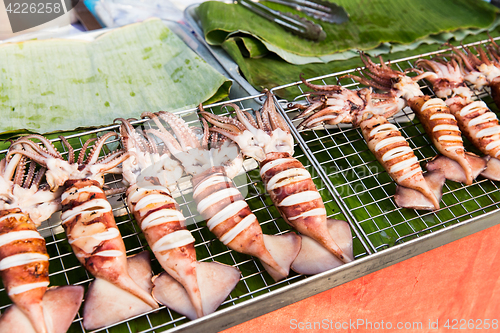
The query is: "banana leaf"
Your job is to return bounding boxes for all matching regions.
[0,18,231,136]
[198,0,498,64]
[222,28,500,100]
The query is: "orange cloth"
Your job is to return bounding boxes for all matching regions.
[224,223,500,333]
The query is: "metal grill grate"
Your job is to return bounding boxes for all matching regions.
[0,95,370,332]
[271,38,500,253]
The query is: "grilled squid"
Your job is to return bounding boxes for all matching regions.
[286,75,445,210]
[447,42,500,108]
[360,114,443,210]
[140,111,301,282]
[8,133,159,330]
[202,91,354,270]
[291,75,405,128]
[0,144,83,333]
[117,118,240,320]
[344,53,485,186]
[415,57,499,180]
[407,96,477,185]
[0,209,50,333]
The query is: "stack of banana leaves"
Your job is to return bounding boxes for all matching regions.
[197,0,500,99]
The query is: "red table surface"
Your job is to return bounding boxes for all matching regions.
[222,223,500,333]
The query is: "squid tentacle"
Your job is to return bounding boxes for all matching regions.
[58,136,75,165]
[23,159,37,188]
[199,111,244,133]
[22,134,62,158]
[145,128,183,155]
[12,155,27,187]
[85,132,119,166]
[7,149,48,168]
[77,138,97,165]
[157,111,200,150]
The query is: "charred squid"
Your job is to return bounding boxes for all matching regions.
[7,133,159,330]
[201,91,354,273]
[416,56,500,181]
[0,139,83,333]
[141,110,302,281]
[117,118,240,320]
[342,53,484,188]
[287,76,445,211]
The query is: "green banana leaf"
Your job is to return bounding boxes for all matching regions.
[198,0,498,63]
[0,18,231,136]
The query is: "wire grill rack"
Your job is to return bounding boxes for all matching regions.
[271,37,500,254]
[0,94,370,333]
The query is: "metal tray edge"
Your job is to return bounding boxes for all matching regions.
[165,209,498,333]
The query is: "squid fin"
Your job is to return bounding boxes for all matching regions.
[261,233,301,281]
[426,153,486,184]
[152,262,240,320]
[291,219,353,275]
[83,251,157,330]
[480,156,500,181]
[395,171,445,210]
[151,272,198,320]
[0,286,84,333]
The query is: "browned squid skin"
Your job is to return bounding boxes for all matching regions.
[127,179,241,320]
[491,77,500,109]
[447,98,500,159]
[360,115,440,210]
[408,96,474,185]
[0,209,49,333]
[125,181,204,318]
[259,152,352,263]
[61,178,158,310]
[191,167,300,282]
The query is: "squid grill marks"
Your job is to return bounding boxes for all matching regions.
[0,209,49,333]
[415,57,500,181]
[191,168,301,282]
[201,91,353,264]
[0,143,85,333]
[417,57,500,160]
[456,101,500,158]
[408,97,477,185]
[360,114,442,210]
[145,110,301,282]
[345,53,486,190]
[118,117,240,320]
[288,72,445,210]
[7,133,159,329]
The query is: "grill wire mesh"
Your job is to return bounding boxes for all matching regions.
[272,37,500,253]
[0,95,370,332]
